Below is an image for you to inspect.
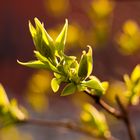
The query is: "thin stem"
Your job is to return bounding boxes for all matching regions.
[84,90,122,119]
[84,90,137,140]
[20,118,114,140]
[116,96,137,140]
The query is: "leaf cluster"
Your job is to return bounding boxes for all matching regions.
[18,18,107,97]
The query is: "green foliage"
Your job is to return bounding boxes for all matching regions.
[81,103,110,138]
[124,65,140,105]
[78,46,93,80]
[51,78,60,92]
[0,84,26,126]
[55,19,68,56]
[18,18,106,96]
[61,83,77,96]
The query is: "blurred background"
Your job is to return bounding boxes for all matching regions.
[0,0,140,140]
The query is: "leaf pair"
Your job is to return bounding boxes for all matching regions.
[18,18,68,72]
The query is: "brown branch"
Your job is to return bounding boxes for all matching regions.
[22,119,95,137]
[20,118,116,140]
[84,90,137,140]
[116,96,137,140]
[84,90,122,119]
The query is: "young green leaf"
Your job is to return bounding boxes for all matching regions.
[86,45,93,76]
[29,18,55,60]
[34,51,59,73]
[78,46,93,79]
[0,84,9,106]
[61,83,77,96]
[17,60,49,69]
[51,78,60,92]
[78,51,88,78]
[124,74,131,89]
[82,76,104,93]
[131,64,140,83]
[101,81,109,93]
[55,19,68,56]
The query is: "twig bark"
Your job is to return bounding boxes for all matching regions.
[20,118,114,140]
[84,90,137,140]
[84,90,122,118]
[116,96,137,140]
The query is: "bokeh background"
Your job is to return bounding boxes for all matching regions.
[0,0,140,140]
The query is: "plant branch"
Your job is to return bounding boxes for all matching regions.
[84,90,137,140]
[116,96,137,140]
[84,90,122,119]
[20,118,116,140]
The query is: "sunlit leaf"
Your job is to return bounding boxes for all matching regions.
[17,60,49,69]
[55,19,68,56]
[34,51,59,72]
[51,78,60,92]
[61,83,77,96]
[78,46,93,79]
[29,18,55,60]
[124,74,131,89]
[101,81,109,92]
[0,84,9,106]
[86,46,93,76]
[131,64,140,83]
[82,76,104,94]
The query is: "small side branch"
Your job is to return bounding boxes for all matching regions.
[20,118,118,140]
[116,96,137,140]
[22,118,96,138]
[84,90,122,119]
[84,90,137,140]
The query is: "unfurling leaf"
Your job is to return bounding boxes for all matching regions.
[82,76,104,92]
[29,18,55,60]
[61,83,77,96]
[34,51,58,72]
[17,60,49,69]
[0,84,9,106]
[51,78,60,92]
[55,19,68,56]
[78,46,93,79]
[131,64,140,83]
[101,81,109,93]
[124,74,131,89]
